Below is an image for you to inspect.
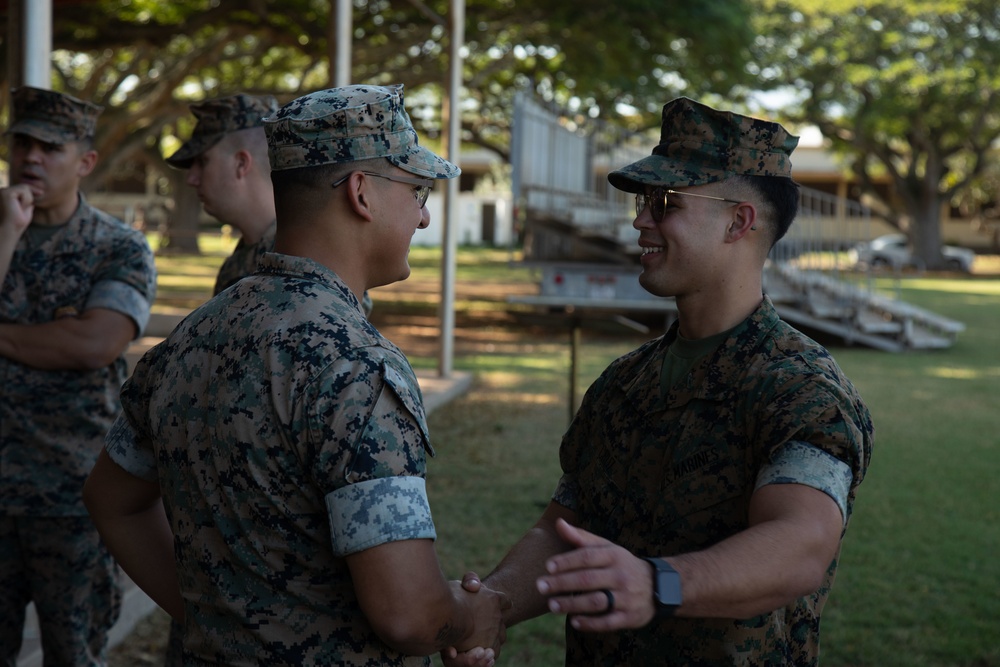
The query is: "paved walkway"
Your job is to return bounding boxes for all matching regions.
[16,314,473,667]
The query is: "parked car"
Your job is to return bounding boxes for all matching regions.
[848,234,975,272]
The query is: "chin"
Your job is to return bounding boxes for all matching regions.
[638,276,673,299]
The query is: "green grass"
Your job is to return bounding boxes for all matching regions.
[814,278,1000,667]
[151,241,1000,666]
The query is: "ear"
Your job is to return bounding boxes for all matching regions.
[343,172,376,222]
[234,149,252,179]
[724,201,757,243]
[77,149,98,178]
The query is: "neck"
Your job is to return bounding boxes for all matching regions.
[238,213,275,245]
[675,277,763,340]
[226,180,276,244]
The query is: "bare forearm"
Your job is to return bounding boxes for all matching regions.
[535,486,845,633]
[349,539,507,655]
[0,309,135,370]
[668,515,836,619]
[88,497,183,619]
[484,502,575,627]
[84,451,184,619]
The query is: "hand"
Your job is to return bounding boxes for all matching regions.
[535,518,656,632]
[0,185,34,240]
[440,644,497,667]
[441,573,509,666]
[452,578,510,653]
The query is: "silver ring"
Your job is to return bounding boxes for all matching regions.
[602,589,615,613]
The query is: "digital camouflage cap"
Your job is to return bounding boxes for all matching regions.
[166,93,279,169]
[264,84,460,179]
[6,86,103,144]
[608,97,799,193]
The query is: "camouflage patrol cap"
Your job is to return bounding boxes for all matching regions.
[608,97,799,193]
[166,93,279,169]
[264,84,460,179]
[6,86,103,144]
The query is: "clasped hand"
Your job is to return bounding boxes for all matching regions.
[442,519,657,666]
[448,578,510,666]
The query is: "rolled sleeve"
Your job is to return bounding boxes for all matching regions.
[755,440,853,525]
[552,472,580,512]
[85,279,152,338]
[326,475,436,557]
[104,413,159,482]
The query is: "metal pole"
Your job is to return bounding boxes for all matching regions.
[24,0,52,88]
[569,319,580,425]
[438,0,464,377]
[332,0,352,87]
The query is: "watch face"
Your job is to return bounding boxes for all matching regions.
[655,563,682,607]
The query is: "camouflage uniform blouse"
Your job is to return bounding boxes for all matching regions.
[0,196,156,516]
[211,221,276,296]
[213,222,373,315]
[106,252,434,666]
[553,297,874,666]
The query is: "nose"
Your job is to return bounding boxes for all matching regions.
[417,206,430,229]
[632,205,653,231]
[185,167,200,187]
[22,141,44,163]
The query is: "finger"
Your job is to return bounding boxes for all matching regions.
[545,524,616,574]
[461,571,482,592]
[546,589,614,615]
[569,609,628,633]
[552,518,610,550]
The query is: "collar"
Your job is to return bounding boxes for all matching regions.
[621,296,781,412]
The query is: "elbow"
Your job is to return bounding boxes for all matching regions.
[77,345,121,371]
[368,612,444,656]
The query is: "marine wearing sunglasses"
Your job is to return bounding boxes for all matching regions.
[636,187,742,223]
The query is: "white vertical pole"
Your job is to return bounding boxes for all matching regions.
[333,0,352,87]
[438,0,464,377]
[23,0,52,88]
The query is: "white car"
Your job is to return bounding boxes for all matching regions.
[849,234,975,272]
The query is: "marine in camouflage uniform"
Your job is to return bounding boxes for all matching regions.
[0,87,157,665]
[166,93,375,314]
[448,98,873,667]
[85,84,508,666]
[165,94,281,297]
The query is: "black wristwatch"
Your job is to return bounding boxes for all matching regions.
[644,557,682,618]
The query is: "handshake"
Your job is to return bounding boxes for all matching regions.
[441,573,509,667]
[440,518,658,666]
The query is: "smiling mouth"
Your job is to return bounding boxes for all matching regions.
[641,246,664,256]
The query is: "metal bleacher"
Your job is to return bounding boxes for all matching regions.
[767,187,965,351]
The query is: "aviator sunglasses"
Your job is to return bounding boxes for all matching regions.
[636,188,742,223]
[332,171,434,208]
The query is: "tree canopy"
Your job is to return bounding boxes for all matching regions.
[750,0,1000,266]
[3,0,756,169]
[1,0,754,249]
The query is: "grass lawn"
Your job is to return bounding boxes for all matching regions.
[147,242,1000,666]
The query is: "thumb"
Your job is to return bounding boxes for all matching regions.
[553,517,610,549]
[461,571,482,592]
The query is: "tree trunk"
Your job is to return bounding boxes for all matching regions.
[911,194,945,270]
[158,172,202,255]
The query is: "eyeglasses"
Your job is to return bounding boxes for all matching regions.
[635,188,742,223]
[332,171,434,208]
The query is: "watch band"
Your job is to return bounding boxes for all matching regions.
[644,556,682,618]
